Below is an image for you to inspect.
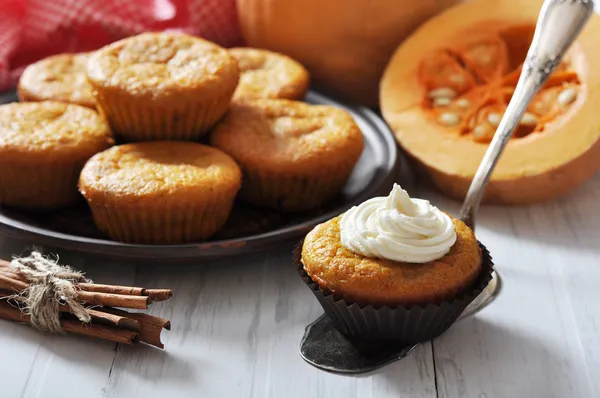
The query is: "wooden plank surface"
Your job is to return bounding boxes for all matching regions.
[2,162,600,397]
[2,170,600,396]
[2,173,600,397]
[3,172,600,398]
[424,173,600,398]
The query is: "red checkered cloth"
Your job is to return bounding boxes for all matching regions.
[0,0,242,92]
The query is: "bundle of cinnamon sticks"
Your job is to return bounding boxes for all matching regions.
[0,259,173,348]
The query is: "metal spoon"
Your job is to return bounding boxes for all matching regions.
[459,0,594,325]
[460,0,595,230]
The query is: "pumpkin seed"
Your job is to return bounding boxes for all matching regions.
[471,45,492,65]
[473,125,488,137]
[487,112,502,127]
[520,112,538,125]
[428,87,457,99]
[433,97,452,107]
[557,87,576,106]
[438,112,461,126]
[456,98,470,108]
[472,125,492,142]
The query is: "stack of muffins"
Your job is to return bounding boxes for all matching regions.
[0,32,365,244]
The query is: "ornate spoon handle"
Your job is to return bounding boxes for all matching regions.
[459,0,594,230]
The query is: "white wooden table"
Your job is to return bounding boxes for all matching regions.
[1,165,599,398]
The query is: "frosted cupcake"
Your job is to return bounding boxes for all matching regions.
[297,184,493,343]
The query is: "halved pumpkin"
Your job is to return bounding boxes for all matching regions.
[380,0,600,204]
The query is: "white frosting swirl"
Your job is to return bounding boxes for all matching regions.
[339,184,457,263]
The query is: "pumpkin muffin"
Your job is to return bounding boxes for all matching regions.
[302,209,480,307]
[297,184,493,343]
[18,53,96,109]
[230,48,310,101]
[87,32,239,142]
[79,142,242,244]
[210,99,364,212]
[0,102,113,210]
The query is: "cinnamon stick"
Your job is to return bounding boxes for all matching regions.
[0,266,21,279]
[0,260,173,309]
[0,273,28,293]
[0,301,138,345]
[78,284,173,302]
[1,293,141,331]
[78,283,145,296]
[103,307,170,349]
[76,290,150,309]
[82,309,141,331]
[0,272,150,309]
[143,289,173,301]
[62,319,138,345]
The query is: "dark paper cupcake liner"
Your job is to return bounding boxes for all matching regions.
[294,240,494,344]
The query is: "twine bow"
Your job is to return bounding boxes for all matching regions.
[10,252,93,333]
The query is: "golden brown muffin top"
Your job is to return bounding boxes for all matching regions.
[301,216,481,307]
[18,53,95,108]
[87,32,239,99]
[0,102,113,160]
[79,142,241,200]
[210,99,364,174]
[230,48,309,100]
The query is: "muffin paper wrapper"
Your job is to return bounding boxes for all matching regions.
[85,193,235,244]
[0,160,83,210]
[93,90,233,142]
[294,240,494,344]
[240,164,355,212]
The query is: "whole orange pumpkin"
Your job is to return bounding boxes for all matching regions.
[236,0,460,106]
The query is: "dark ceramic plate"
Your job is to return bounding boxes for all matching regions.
[0,91,398,261]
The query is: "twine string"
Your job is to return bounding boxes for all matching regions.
[9,252,93,332]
